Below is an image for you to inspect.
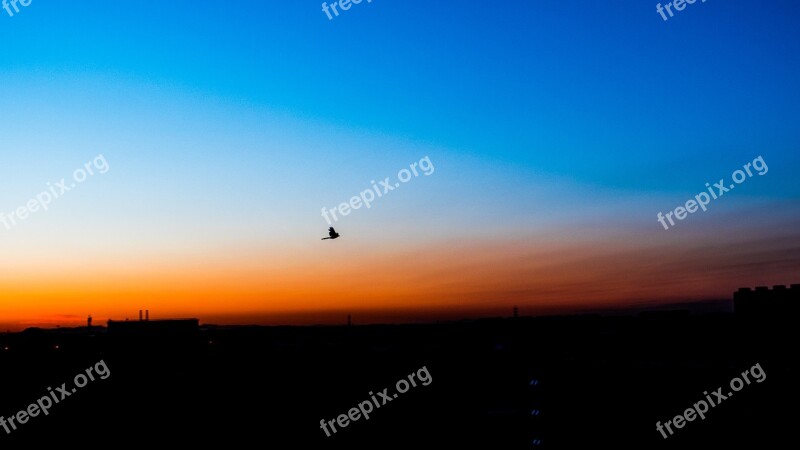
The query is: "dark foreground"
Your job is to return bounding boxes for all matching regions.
[0,308,796,449]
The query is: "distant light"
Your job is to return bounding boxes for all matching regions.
[3,346,8,351]
[529,379,539,386]
[532,438,542,446]
[208,340,214,345]
[54,345,60,350]
[531,409,540,416]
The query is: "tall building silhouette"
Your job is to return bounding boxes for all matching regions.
[733,284,800,317]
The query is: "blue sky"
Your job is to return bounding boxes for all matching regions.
[1,1,799,328]
[3,1,799,191]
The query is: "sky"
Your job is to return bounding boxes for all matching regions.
[1,0,799,330]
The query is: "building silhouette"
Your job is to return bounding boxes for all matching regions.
[733,284,800,317]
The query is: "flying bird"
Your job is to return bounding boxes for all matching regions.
[321,227,340,240]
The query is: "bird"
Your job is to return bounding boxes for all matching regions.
[321,227,340,240]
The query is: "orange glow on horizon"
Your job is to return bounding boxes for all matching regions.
[2,228,797,331]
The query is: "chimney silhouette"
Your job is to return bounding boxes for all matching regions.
[146,310,149,321]
[139,310,143,321]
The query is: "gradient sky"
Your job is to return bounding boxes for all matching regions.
[1,0,799,330]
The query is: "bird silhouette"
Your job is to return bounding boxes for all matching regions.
[321,227,340,240]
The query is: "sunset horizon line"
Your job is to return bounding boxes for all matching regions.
[1,295,739,333]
